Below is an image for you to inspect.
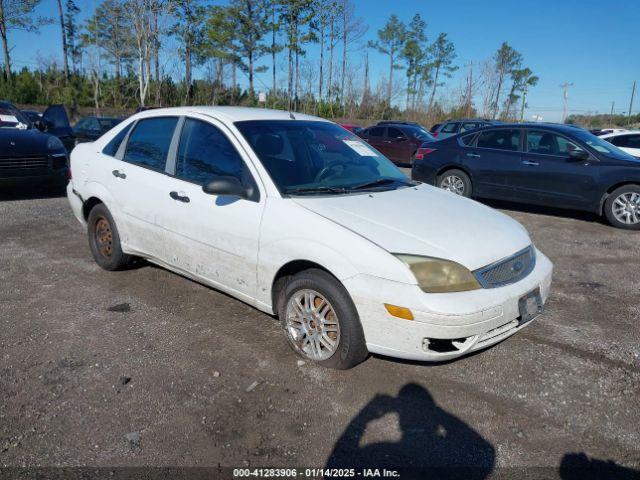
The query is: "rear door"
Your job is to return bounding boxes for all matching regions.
[42,105,75,152]
[384,126,410,163]
[462,128,523,200]
[108,116,180,258]
[361,126,386,156]
[514,129,599,208]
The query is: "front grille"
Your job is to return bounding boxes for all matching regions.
[0,156,49,172]
[474,246,535,288]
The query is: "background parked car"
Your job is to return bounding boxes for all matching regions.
[590,128,628,136]
[358,122,434,165]
[339,123,363,135]
[432,119,499,139]
[0,101,68,190]
[601,131,640,158]
[22,109,42,124]
[412,123,640,229]
[74,116,123,144]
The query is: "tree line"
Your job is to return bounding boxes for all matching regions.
[0,0,539,124]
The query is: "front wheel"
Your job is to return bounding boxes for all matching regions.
[604,185,640,230]
[437,169,472,197]
[277,269,368,369]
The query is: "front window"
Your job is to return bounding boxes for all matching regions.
[527,130,583,155]
[235,120,411,195]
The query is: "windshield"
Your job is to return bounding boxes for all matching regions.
[405,126,434,141]
[573,130,636,160]
[235,120,412,195]
[0,102,31,130]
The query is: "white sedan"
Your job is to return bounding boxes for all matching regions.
[67,107,553,369]
[601,131,640,158]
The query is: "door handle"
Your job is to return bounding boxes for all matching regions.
[466,153,481,158]
[522,160,539,166]
[112,169,126,179]
[169,191,190,203]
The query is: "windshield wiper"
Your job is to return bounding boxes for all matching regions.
[351,178,411,191]
[284,186,350,195]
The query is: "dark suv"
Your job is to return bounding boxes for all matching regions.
[412,123,640,229]
[358,123,434,165]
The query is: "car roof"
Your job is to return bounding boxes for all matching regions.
[131,106,328,124]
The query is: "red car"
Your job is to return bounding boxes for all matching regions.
[340,123,363,135]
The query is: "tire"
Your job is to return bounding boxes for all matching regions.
[604,185,640,230]
[87,203,133,270]
[437,169,472,197]
[277,268,368,369]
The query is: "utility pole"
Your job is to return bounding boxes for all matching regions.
[610,101,615,119]
[520,83,529,122]
[560,82,574,123]
[628,80,636,125]
[465,61,473,118]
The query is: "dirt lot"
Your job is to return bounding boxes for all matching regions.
[1,181,639,478]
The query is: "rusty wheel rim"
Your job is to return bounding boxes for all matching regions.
[94,216,113,258]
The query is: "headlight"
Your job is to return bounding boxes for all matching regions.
[47,136,64,151]
[395,254,481,293]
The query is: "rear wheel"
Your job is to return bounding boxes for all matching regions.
[87,203,133,270]
[277,269,368,369]
[437,169,472,197]
[604,185,640,230]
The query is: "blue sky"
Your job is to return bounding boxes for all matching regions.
[8,0,640,121]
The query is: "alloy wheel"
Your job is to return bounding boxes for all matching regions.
[612,192,640,225]
[440,174,465,195]
[285,289,340,361]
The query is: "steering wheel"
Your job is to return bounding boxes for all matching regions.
[314,162,344,183]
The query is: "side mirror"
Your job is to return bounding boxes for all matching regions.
[202,176,247,198]
[568,149,590,162]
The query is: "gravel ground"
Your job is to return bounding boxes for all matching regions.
[1,183,639,479]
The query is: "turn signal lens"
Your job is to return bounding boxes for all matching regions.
[395,254,481,293]
[384,304,414,320]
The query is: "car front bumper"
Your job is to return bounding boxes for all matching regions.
[343,248,553,362]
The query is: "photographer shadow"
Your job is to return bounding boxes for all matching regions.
[559,452,640,480]
[326,383,495,479]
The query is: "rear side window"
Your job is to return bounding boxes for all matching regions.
[102,122,133,157]
[367,127,384,137]
[175,118,246,184]
[123,117,178,170]
[441,122,459,133]
[387,127,405,138]
[477,129,521,151]
[460,122,480,133]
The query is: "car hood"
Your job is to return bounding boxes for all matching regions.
[0,128,50,155]
[292,184,532,271]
